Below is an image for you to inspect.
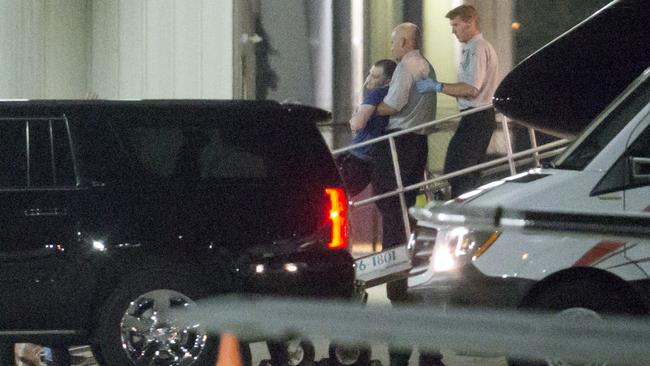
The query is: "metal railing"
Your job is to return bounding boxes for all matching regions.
[330,104,571,244]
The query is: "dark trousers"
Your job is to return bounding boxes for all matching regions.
[444,108,496,198]
[371,132,443,366]
[372,132,427,247]
[372,131,427,301]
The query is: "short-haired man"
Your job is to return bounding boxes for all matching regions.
[417,4,499,198]
[336,59,397,196]
[374,22,440,366]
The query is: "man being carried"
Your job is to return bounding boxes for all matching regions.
[337,59,397,196]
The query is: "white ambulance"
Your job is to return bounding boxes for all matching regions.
[407,66,650,364]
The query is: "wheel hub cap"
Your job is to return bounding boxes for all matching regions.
[120,289,207,366]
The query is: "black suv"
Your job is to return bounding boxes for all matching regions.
[0,100,355,365]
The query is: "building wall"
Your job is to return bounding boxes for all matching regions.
[366,0,402,74]
[258,0,314,105]
[0,0,234,100]
[0,0,90,99]
[90,0,233,99]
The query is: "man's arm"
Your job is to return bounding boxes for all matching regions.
[349,104,377,131]
[440,82,479,98]
[376,102,399,116]
[417,43,489,98]
[379,61,411,116]
[415,79,479,98]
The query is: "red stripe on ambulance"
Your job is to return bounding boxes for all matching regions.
[573,240,624,267]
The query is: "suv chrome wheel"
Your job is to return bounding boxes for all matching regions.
[120,289,207,366]
[329,344,370,366]
[285,339,315,366]
[334,345,360,365]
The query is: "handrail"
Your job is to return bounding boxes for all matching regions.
[330,104,571,243]
[331,104,494,155]
[351,138,569,208]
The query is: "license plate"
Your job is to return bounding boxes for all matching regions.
[355,245,412,288]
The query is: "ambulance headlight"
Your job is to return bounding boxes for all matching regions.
[432,227,501,272]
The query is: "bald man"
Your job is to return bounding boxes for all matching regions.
[373,22,436,291]
[373,22,443,366]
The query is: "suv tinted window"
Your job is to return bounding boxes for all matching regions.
[28,120,76,187]
[0,122,27,187]
[120,126,268,182]
[127,127,267,182]
[0,118,75,188]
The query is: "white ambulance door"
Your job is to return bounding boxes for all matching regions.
[623,114,650,212]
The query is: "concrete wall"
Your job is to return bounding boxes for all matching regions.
[258,0,315,106]
[0,0,234,100]
[0,0,90,99]
[90,0,233,99]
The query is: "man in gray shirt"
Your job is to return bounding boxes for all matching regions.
[374,22,442,366]
[374,21,436,263]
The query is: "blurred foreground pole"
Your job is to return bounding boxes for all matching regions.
[183,295,650,364]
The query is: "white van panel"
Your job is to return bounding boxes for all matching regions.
[625,186,650,212]
[474,231,649,281]
[465,168,624,213]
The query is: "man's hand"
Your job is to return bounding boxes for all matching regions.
[416,78,443,93]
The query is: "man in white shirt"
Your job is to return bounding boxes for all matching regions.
[417,4,499,198]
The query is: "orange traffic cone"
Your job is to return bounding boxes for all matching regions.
[215,333,243,366]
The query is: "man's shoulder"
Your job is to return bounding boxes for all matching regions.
[400,51,433,74]
[474,36,496,53]
[402,50,428,64]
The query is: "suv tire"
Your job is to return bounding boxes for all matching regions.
[95,270,223,366]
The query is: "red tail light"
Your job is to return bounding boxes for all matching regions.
[325,187,348,249]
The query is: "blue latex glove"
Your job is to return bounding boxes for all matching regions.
[416,78,443,93]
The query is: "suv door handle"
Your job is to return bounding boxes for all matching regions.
[23,208,67,217]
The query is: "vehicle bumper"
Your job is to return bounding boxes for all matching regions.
[243,249,357,299]
[407,264,535,309]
